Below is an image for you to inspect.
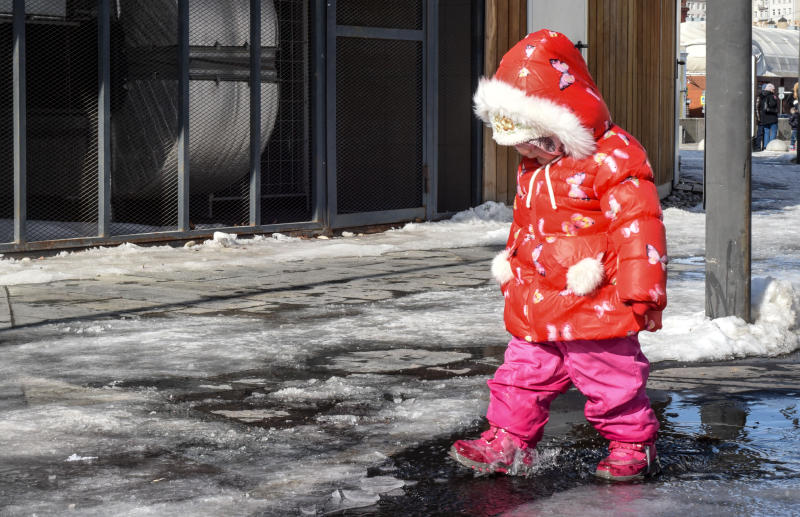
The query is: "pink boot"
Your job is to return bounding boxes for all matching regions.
[448,427,533,475]
[595,441,658,481]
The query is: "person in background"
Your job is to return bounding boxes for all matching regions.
[790,102,799,151]
[757,83,780,150]
[449,29,667,482]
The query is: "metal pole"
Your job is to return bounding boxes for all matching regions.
[425,0,439,219]
[325,0,337,229]
[249,0,262,226]
[471,0,485,207]
[311,0,327,224]
[177,0,190,231]
[98,0,111,237]
[673,0,682,189]
[12,0,26,244]
[705,0,751,321]
[796,23,800,163]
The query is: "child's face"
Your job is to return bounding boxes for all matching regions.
[514,136,563,164]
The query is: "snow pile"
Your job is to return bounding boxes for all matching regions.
[642,277,800,362]
[269,377,378,402]
[202,231,242,248]
[449,200,513,223]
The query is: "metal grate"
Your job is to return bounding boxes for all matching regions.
[0,15,12,243]
[25,0,99,241]
[187,1,253,228]
[437,0,474,213]
[336,0,423,30]
[110,0,179,235]
[260,0,311,225]
[335,36,423,214]
[0,0,316,251]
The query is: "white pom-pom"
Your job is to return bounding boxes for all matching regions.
[491,249,514,285]
[566,256,605,295]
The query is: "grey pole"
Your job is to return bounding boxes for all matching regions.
[249,0,262,226]
[12,0,26,245]
[98,0,111,237]
[311,0,327,225]
[797,23,800,163]
[177,0,190,231]
[705,0,751,321]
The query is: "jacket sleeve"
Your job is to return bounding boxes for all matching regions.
[755,95,762,123]
[491,194,525,288]
[594,144,667,309]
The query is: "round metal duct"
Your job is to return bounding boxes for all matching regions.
[111,0,279,198]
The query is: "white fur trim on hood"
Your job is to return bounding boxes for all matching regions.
[492,249,514,285]
[474,77,596,159]
[566,255,605,296]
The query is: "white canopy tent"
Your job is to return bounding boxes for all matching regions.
[681,21,799,77]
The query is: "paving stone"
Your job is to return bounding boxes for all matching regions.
[1,246,499,327]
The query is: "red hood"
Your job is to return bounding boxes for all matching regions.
[474,30,612,159]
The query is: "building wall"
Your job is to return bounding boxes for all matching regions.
[753,0,800,27]
[686,75,707,118]
[587,0,677,189]
[481,0,527,204]
[686,0,706,21]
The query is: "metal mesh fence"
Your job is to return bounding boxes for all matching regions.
[336,0,423,30]
[0,13,12,243]
[110,0,179,235]
[260,0,311,225]
[187,2,253,229]
[0,2,317,250]
[335,36,423,214]
[25,0,99,241]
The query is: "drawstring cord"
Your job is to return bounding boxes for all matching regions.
[544,162,557,210]
[525,156,561,210]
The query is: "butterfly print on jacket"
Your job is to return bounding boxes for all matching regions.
[550,59,575,90]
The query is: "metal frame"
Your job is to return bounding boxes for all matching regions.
[177,0,190,231]
[312,0,327,226]
[0,222,323,254]
[249,0,262,226]
[4,0,324,252]
[98,0,111,237]
[471,0,485,207]
[12,0,25,244]
[425,0,439,220]
[5,1,480,252]
[326,0,434,229]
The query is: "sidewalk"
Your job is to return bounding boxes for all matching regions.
[0,246,495,329]
[3,242,797,392]
[1,228,799,514]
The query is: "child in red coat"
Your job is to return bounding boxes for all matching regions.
[449,30,667,481]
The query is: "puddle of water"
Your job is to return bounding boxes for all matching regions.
[368,391,800,516]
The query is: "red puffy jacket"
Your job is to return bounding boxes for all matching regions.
[474,30,667,343]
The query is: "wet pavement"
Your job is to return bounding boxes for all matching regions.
[0,243,799,515]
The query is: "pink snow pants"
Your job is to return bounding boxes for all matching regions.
[486,335,659,446]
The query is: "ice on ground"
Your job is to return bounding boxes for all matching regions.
[503,478,800,517]
[65,453,98,462]
[326,349,472,373]
[359,475,405,493]
[210,409,290,422]
[269,376,380,402]
[0,205,510,286]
